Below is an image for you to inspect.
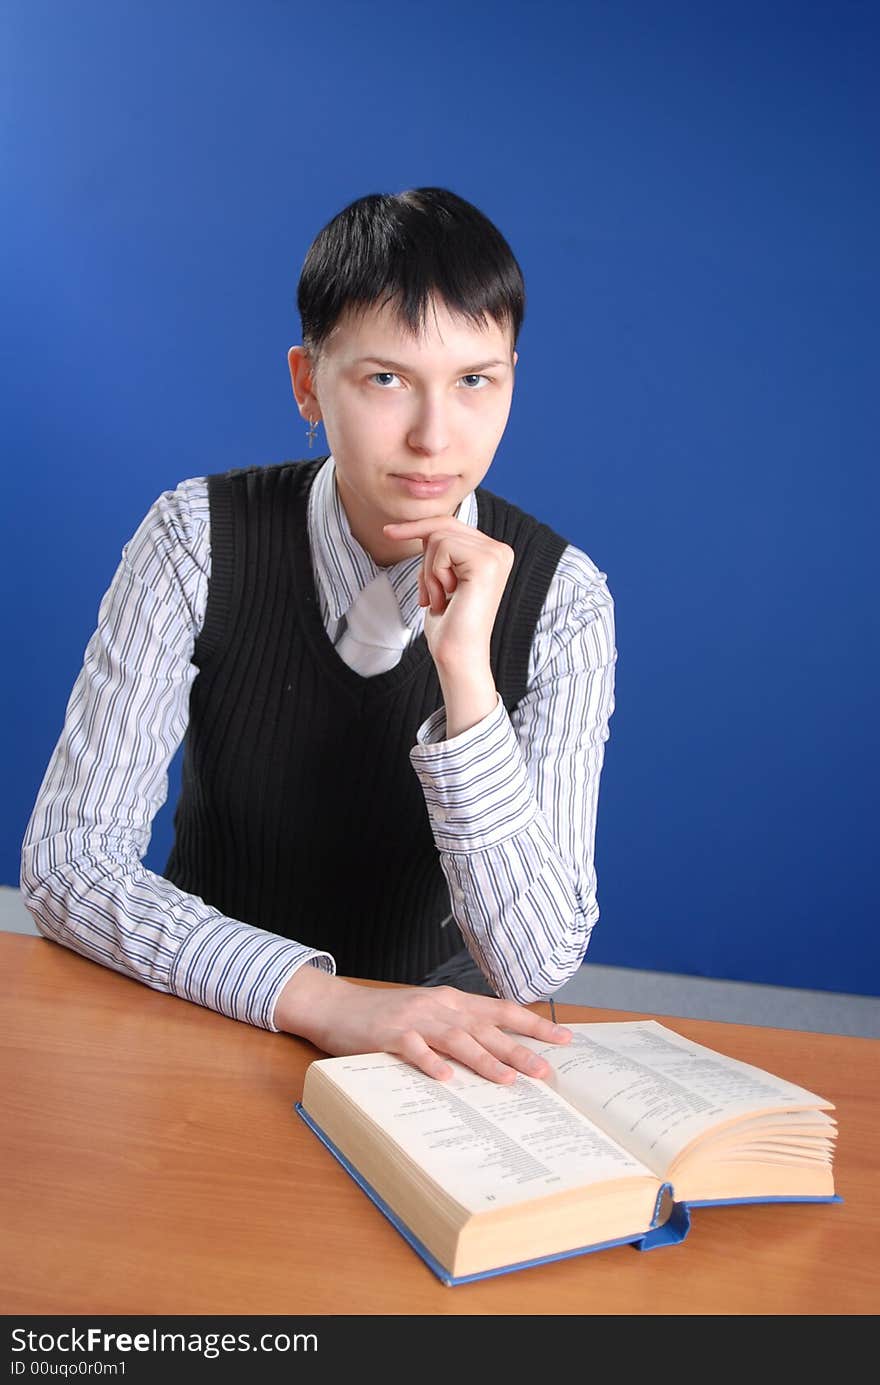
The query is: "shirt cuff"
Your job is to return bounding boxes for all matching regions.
[169,917,335,1032]
[410,692,538,852]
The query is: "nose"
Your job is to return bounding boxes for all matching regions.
[406,393,451,456]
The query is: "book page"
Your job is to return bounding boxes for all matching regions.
[517,1021,834,1176]
[314,1052,655,1215]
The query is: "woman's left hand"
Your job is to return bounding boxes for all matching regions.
[383,517,514,667]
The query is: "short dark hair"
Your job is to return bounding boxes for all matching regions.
[297,187,525,369]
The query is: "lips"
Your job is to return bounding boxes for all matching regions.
[394,474,456,482]
[392,473,458,499]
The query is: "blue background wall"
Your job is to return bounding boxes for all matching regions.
[2,1,877,994]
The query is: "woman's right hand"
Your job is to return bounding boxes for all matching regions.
[274,965,571,1084]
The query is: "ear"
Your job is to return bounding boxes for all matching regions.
[288,346,320,419]
[513,350,518,367]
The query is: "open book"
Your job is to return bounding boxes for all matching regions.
[295,1020,839,1285]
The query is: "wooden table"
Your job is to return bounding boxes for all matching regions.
[2,933,877,1315]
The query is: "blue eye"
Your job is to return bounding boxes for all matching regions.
[368,372,490,389]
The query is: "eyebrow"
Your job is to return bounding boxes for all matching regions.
[352,356,510,373]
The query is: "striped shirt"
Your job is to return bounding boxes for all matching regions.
[20,455,617,1026]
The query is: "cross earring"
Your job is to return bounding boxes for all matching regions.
[306,416,319,449]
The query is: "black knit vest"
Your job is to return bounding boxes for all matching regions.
[163,457,569,983]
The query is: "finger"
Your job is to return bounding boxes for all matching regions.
[435,1027,519,1085]
[419,539,432,608]
[395,1028,455,1081]
[420,539,441,611]
[430,540,458,597]
[458,994,573,1046]
[472,1029,554,1080]
[384,518,464,540]
[428,565,446,611]
[421,538,448,613]
[426,538,460,610]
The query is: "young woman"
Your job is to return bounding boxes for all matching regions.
[21,187,616,1085]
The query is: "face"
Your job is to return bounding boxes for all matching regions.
[288,296,518,566]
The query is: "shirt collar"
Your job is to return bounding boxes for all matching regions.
[307,454,478,630]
